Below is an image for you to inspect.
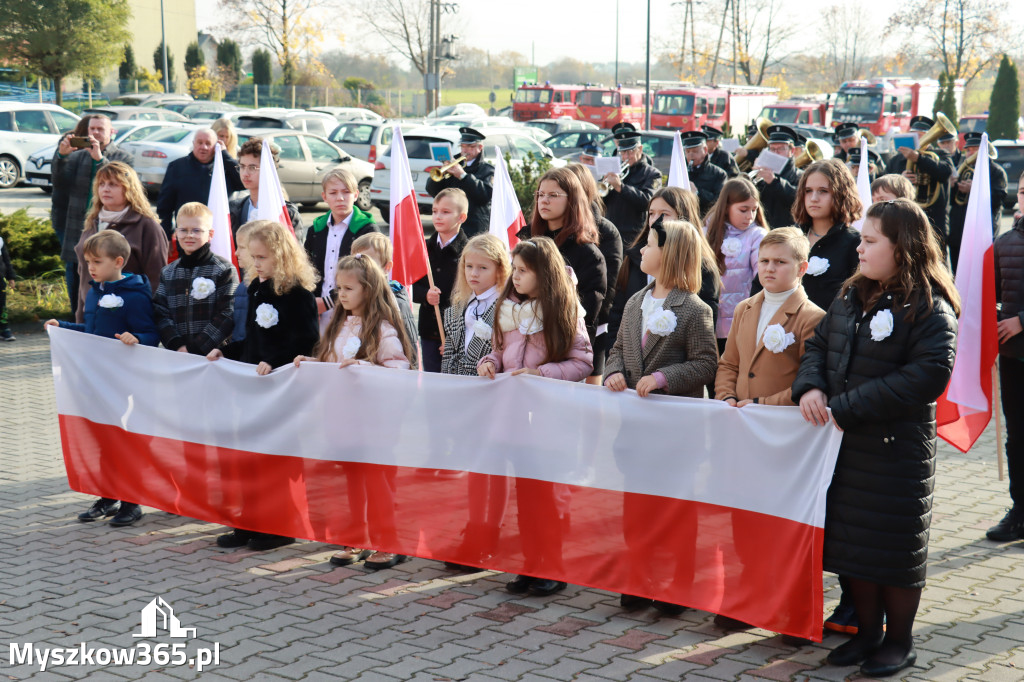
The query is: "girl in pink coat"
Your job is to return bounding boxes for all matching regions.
[478,237,594,597]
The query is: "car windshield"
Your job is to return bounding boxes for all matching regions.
[760,106,801,123]
[527,121,558,134]
[654,94,694,115]
[144,129,193,144]
[515,89,552,104]
[237,117,284,128]
[383,137,453,160]
[959,118,987,133]
[835,92,883,116]
[427,105,459,118]
[578,91,620,107]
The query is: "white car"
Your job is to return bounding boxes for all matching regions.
[309,107,384,123]
[118,127,204,192]
[0,102,79,188]
[25,121,195,192]
[369,126,562,219]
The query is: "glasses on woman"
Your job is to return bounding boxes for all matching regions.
[535,191,567,201]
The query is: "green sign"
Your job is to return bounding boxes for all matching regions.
[513,67,539,90]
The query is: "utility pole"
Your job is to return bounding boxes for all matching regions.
[615,0,620,85]
[160,0,169,93]
[710,0,730,83]
[645,0,651,129]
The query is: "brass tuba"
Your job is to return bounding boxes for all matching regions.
[906,113,957,209]
[794,138,835,169]
[735,117,772,172]
[953,141,998,206]
[857,129,877,146]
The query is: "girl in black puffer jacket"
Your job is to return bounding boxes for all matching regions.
[793,199,960,677]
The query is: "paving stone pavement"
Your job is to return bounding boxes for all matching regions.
[2,328,1023,681]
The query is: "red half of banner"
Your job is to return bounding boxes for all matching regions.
[59,414,824,640]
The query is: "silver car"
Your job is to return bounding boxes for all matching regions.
[328,120,395,163]
[83,106,190,123]
[237,129,375,209]
[118,127,203,193]
[309,107,384,123]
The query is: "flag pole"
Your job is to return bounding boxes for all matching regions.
[423,263,446,347]
[994,361,1005,481]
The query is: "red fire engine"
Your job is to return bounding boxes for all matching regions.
[833,78,963,136]
[512,83,587,122]
[651,85,778,133]
[575,86,648,128]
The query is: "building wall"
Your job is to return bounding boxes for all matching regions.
[116,0,197,93]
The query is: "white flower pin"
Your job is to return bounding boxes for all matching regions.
[191,277,216,300]
[646,309,678,336]
[806,256,830,276]
[471,319,492,341]
[342,336,361,359]
[762,323,796,353]
[869,309,894,342]
[255,303,279,329]
[721,237,742,258]
[98,294,124,309]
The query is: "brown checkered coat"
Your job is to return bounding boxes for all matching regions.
[605,283,718,397]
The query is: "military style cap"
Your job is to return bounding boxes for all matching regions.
[766,125,797,145]
[835,122,860,140]
[680,131,708,148]
[909,116,934,132]
[459,127,485,144]
[701,125,724,139]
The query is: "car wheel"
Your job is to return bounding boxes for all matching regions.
[0,156,20,189]
[356,179,372,212]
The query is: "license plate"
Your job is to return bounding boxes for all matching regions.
[27,177,49,186]
[591,115,600,120]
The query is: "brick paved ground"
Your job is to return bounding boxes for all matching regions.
[2,327,1023,681]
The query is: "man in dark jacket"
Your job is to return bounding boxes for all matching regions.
[157,128,244,239]
[229,137,303,237]
[51,114,132,318]
[425,127,494,237]
[885,116,956,248]
[756,125,803,229]
[682,131,728,215]
[832,123,860,164]
[604,130,663,247]
[948,132,1007,273]
[703,125,740,178]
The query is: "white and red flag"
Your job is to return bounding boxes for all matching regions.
[207,142,237,270]
[388,126,429,285]
[667,130,692,191]
[488,146,524,250]
[253,139,294,234]
[49,327,843,640]
[852,136,871,231]
[937,132,998,452]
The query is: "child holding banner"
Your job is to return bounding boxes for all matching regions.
[207,220,319,551]
[351,232,419,370]
[793,199,959,677]
[478,237,593,596]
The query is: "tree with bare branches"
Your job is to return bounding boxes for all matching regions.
[355,0,431,78]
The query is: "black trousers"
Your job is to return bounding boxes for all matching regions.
[1000,357,1024,506]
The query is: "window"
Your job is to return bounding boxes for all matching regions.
[50,111,79,134]
[273,135,304,161]
[653,94,694,115]
[514,89,552,104]
[578,91,619,107]
[553,91,563,103]
[901,94,913,114]
[332,124,373,145]
[0,112,11,132]
[716,98,727,115]
[380,127,393,147]
[15,110,51,133]
[146,129,192,143]
[810,110,820,124]
[546,133,580,149]
[511,135,543,158]
[835,92,883,116]
[121,126,161,143]
[301,118,329,137]
[623,95,632,106]
[305,136,338,163]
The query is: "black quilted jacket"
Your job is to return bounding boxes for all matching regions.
[995,216,1024,358]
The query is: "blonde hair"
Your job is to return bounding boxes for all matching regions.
[83,230,130,261]
[351,232,393,270]
[871,174,915,201]
[435,187,469,215]
[450,234,511,309]
[176,202,213,229]
[321,168,358,192]
[758,226,809,263]
[653,220,703,293]
[244,221,318,295]
[85,162,157,230]
[314,254,414,364]
[210,117,238,158]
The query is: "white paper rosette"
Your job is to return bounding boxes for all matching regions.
[806,256,830,276]
[255,303,279,329]
[98,294,124,309]
[721,237,743,258]
[646,309,678,336]
[762,323,796,353]
[191,277,216,300]
[869,309,894,342]
[342,336,361,359]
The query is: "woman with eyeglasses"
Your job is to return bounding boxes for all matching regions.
[528,167,608,378]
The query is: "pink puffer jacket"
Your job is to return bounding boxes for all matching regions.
[478,299,594,381]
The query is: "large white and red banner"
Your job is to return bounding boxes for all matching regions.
[49,327,842,640]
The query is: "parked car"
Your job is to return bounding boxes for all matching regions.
[309,107,384,122]
[0,102,79,188]
[369,126,563,219]
[429,115,518,129]
[543,129,612,159]
[118,127,205,192]
[236,129,375,209]
[235,110,339,138]
[525,118,599,137]
[426,103,486,119]
[25,121,193,192]
[179,102,241,119]
[994,140,1024,211]
[110,93,193,106]
[328,120,396,163]
[561,130,675,176]
[190,110,248,123]
[83,106,190,123]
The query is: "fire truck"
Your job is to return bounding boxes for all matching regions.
[760,95,831,126]
[832,78,964,136]
[575,86,649,128]
[650,84,778,133]
[512,83,587,122]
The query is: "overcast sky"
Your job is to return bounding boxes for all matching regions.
[199,1,1024,69]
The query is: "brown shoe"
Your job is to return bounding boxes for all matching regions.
[364,551,408,570]
[329,547,372,566]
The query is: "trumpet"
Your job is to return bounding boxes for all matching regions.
[429,155,466,181]
[597,161,631,197]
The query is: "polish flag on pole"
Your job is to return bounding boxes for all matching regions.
[852,136,871,231]
[207,142,237,270]
[937,132,998,452]
[488,146,523,251]
[667,131,692,191]
[388,126,429,286]
[253,140,294,234]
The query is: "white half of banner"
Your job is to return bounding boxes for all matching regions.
[49,327,843,638]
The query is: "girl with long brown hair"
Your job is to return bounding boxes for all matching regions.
[73,161,167,322]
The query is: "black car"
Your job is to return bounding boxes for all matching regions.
[994,141,1024,211]
[544,130,613,159]
[561,130,675,177]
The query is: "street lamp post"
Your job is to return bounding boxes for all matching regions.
[160,0,169,93]
[645,0,651,130]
